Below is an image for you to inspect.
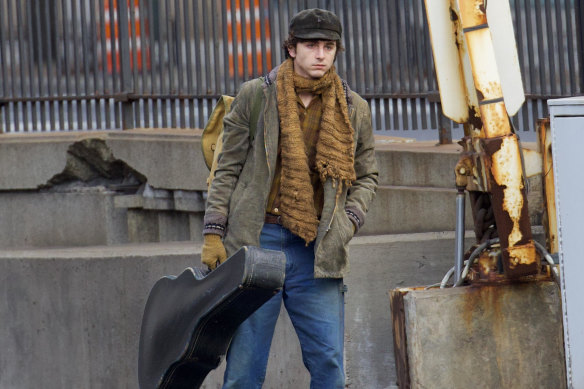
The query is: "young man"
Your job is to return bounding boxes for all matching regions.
[201,8,378,388]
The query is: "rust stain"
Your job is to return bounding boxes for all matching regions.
[449,6,458,22]
[480,103,512,138]
[459,0,487,27]
[477,250,499,278]
[538,118,558,254]
[467,105,483,134]
[462,285,504,334]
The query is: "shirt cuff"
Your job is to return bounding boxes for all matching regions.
[345,207,365,233]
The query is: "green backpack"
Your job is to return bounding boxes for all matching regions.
[201,83,264,187]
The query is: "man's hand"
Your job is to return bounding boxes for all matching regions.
[201,234,227,270]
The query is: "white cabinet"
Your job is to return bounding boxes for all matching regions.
[549,96,584,389]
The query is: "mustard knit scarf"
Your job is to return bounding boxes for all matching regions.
[276,58,356,244]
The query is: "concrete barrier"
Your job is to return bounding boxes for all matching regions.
[0,233,481,389]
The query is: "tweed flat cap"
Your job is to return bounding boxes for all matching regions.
[289,8,342,40]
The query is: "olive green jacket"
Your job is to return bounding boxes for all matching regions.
[203,66,378,278]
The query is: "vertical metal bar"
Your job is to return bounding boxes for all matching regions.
[524,0,536,96]
[230,0,240,89]
[25,0,38,130]
[0,0,5,133]
[129,0,139,93]
[16,0,28,131]
[368,0,380,93]
[60,0,73,131]
[108,0,118,91]
[413,0,425,93]
[171,99,177,129]
[454,189,466,284]
[269,0,277,69]
[341,1,354,85]
[552,0,565,96]
[138,0,148,95]
[164,0,174,97]
[534,0,546,94]
[6,0,17,100]
[258,0,268,76]
[182,0,192,128]
[156,1,163,98]
[194,0,203,97]
[422,0,436,93]
[60,0,70,97]
[564,0,577,94]
[190,1,199,126]
[173,2,183,127]
[438,105,452,144]
[179,98,185,128]
[146,0,155,97]
[391,98,398,130]
[118,0,134,129]
[31,0,46,131]
[402,99,409,132]
[88,0,99,129]
[404,2,415,94]
[174,0,183,98]
[211,0,222,93]
[250,0,259,77]
[268,0,280,68]
[221,0,231,92]
[184,0,193,95]
[139,2,149,127]
[378,0,389,93]
[164,0,174,128]
[51,0,62,130]
[360,0,371,94]
[240,0,249,80]
[577,0,584,92]
[74,0,85,129]
[98,0,107,93]
[543,0,556,96]
[98,0,110,127]
[389,1,401,94]
[90,0,99,94]
[513,0,528,94]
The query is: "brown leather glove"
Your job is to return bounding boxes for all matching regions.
[201,234,227,270]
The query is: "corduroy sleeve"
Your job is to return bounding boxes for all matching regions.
[344,92,379,232]
[203,80,260,235]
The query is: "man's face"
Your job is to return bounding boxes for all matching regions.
[288,40,337,79]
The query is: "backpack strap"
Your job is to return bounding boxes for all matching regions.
[248,77,266,142]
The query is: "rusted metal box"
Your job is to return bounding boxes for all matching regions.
[549,96,584,389]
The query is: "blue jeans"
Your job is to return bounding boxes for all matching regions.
[222,223,345,389]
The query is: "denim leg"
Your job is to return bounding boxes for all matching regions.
[222,224,345,389]
[222,293,282,389]
[282,230,345,389]
[222,224,284,389]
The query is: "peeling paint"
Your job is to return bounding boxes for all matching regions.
[507,243,538,269]
[491,136,524,246]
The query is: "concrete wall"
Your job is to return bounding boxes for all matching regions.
[401,282,566,389]
[0,131,543,248]
[0,233,476,389]
[0,130,556,388]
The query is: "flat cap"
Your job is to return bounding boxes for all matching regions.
[289,8,342,41]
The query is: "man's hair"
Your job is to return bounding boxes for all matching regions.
[281,34,345,60]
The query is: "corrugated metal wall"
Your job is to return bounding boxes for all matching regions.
[0,0,582,141]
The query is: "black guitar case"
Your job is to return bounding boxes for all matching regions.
[138,246,286,389]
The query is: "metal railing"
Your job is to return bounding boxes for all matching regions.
[0,0,582,141]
